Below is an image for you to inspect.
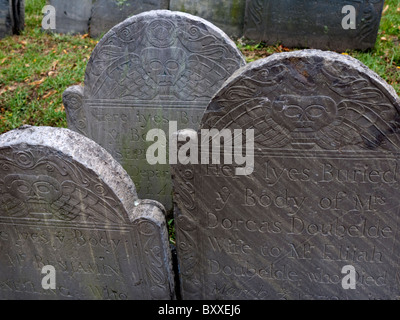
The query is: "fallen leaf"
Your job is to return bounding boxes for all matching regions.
[81,34,89,39]
[383,4,389,14]
[30,78,46,86]
[0,85,18,95]
[51,60,59,70]
[42,90,57,99]
[63,49,68,54]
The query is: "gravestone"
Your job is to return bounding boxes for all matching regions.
[90,0,169,38]
[47,0,93,35]
[169,0,246,38]
[63,10,246,214]
[0,126,175,300]
[0,0,24,39]
[244,0,385,51]
[172,50,400,300]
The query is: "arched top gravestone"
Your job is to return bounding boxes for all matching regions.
[63,10,246,213]
[172,50,400,300]
[0,126,175,300]
[202,50,400,151]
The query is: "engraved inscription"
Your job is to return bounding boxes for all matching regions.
[0,127,175,300]
[64,11,245,212]
[173,50,400,300]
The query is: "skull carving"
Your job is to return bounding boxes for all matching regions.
[141,47,187,87]
[271,95,338,133]
[5,174,62,215]
[270,95,338,149]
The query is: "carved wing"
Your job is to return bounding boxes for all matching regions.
[201,56,400,152]
[318,67,400,151]
[49,181,127,224]
[88,48,157,100]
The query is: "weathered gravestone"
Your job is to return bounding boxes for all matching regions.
[0,0,24,39]
[172,50,400,300]
[90,0,169,38]
[169,0,246,38]
[47,0,93,35]
[63,10,246,214]
[0,126,175,300]
[244,0,385,51]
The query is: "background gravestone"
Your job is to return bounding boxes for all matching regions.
[47,0,93,35]
[0,0,24,39]
[63,10,246,214]
[172,50,400,300]
[90,0,169,38]
[0,126,175,300]
[244,0,385,51]
[169,0,246,38]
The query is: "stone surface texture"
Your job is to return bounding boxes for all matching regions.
[0,126,175,300]
[243,0,385,51]
[172,50,400,300]
[63,10,246,213]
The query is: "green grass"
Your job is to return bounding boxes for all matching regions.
[0,0,399,135]
[0,0,98,133]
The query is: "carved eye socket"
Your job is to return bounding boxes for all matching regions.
[34,183,51,195]
[283,105,303,118]
[149,61,163,71]
[165,60,179,71]
[305,105,326,119]
[15,181,31,194]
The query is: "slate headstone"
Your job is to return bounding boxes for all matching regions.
[172,50,400,300]
[0,126,175,300]
[0,0,24,39]
[90,0,169,39]
[63,10,246,214]
[243,0,385,51]
[10,0,24,35]
[47,0,93,35]
[0,0,12,39]
[169,0,246,38]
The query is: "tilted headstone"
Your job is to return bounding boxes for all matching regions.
[0,126,175,300]
[47,0,93,35]
[63,10,246,213]
[169,0,246,38]
[0,0,24,39]
[172,50,400,300]
[244,0,385,51]
[90,0,169,38]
